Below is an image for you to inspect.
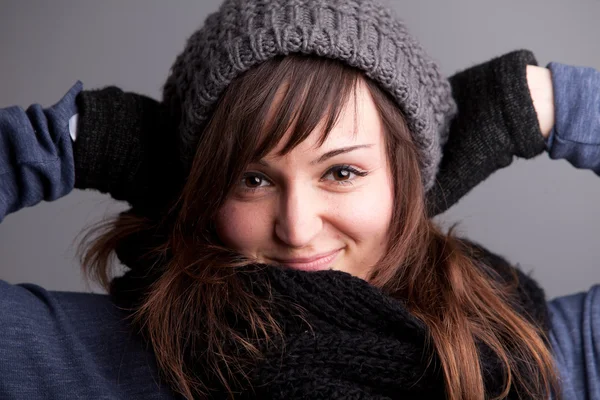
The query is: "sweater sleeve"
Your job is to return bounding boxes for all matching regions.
[547,286,600,399]
[426,50,547,217]
[0,280,176,399]
[546,62,600,174]
[0,82,81,223]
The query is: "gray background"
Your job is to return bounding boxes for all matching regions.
[1,0,599,298]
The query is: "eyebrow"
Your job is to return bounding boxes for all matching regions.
[310,144,374,165]
[256,144,374,167]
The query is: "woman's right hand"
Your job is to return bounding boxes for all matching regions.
[73,88,181,216]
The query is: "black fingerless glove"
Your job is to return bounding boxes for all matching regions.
[73,87,182,216]
[73,51,547,220]
[426,50,547,217]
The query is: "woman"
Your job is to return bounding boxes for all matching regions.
[1,0,598,399]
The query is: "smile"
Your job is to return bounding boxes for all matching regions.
[272,249,343,272]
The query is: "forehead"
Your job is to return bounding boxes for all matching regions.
[268,79,384,156]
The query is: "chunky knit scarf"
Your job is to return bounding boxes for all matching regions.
[111,240,549,399]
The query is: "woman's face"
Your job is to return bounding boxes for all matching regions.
[215,81,394,279]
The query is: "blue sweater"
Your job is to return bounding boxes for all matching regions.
[0,83,179,399]
[1,65,600,399]
[0,280,177,399]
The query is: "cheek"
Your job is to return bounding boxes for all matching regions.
[215,202,272,253]
[335,183,393,244]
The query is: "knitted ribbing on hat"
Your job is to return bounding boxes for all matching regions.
[162,0,457,191]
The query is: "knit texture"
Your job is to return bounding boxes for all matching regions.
[426,50,547,216]
[74,87,182,216]
[72,51,543,217]
[111,239,549,399]
[162,0,457,191]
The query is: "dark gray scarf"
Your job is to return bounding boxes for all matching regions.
[111,235,549,399]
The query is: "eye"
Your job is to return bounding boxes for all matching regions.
[240,173,271,191]
[322,164,369,185]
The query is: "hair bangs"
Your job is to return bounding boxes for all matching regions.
[247,55,362,163]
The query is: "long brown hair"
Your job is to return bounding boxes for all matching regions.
[78,54,558,399]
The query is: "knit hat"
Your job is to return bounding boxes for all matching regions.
[162,0,457,191]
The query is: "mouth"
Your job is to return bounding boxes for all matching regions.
[272,248,343,272]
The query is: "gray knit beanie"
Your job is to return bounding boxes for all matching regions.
[163,0,457,191]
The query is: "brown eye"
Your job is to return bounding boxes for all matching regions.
[323,165,369,185]
[333,169,351,181]
[244,175,263,188]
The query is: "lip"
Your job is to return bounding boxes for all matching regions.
[273,249,343,272]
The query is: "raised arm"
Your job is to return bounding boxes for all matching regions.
[0,51,573,223]
[73,88,180,217]
[73,51,559,219]
[545,62,600,173]
[0,84,180,223]
[426,50,554,216]
[0,82,81,223]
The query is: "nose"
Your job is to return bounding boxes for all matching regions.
[274,185,323,248]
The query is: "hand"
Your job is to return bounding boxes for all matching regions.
[526,65,555,138]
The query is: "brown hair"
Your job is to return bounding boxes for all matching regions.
[78,54,558,399]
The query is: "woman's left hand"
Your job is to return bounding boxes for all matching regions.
[427,50,548,217]
[527,65,555,138]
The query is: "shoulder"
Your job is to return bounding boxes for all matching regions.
[547,286,600,399]
[0,280,176,399]
[0,279,126,333]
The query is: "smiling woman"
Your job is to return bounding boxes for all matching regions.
[80,52,557,399]
[0,0,588,398]
[215,61,394,279]
[6,0,600,398]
